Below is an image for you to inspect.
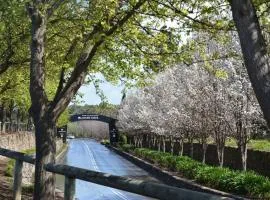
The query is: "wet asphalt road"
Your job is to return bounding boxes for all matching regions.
[56,139,157,200]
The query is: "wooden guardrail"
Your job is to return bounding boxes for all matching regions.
[0,147,233,200]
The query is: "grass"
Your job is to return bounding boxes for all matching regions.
[100,139,110,145]
[225,138,270,152]
[196,137,270,152]
[5,142,66,195]
[22,184,34,193]
[120,144,270,198]
[5,141,66,177]
[5,148,36,177]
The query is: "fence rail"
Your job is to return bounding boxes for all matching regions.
[0,147,232,200]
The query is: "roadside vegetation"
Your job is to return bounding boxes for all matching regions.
[1,0,270,198]
[118,61,270,171]
[100,139,110,145]
[120,144,270,198]
[225,139,270,152]
[5,148,35,177]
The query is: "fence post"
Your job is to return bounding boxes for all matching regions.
[13,159,23,200]
[64,176,76,200]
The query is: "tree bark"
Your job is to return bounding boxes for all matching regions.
[153,135,156,149]
[230,0,270,127]
[28,2,56,199]
[34,117,56,200]
[216,144,224,167]
[134,136,138,147]
[162,136,166,153]
[178,138,184,156]
[0,105,6,133]
[170,136,174,154]
[202,142,208,164]
[188,138,194,158]
[240,143,247,171]
[158,136,161,152]
[16,109,20,131]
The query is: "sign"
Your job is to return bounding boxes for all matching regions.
[77,114,99,120]
[70,114,116,124]
[57,125,67,137]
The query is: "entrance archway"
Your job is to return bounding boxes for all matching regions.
[69,114,118,144]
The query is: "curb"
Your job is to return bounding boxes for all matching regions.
[107,145,248,200]
[56,143,68,162]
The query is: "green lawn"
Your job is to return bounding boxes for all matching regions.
[225,138,270,152]
[5,148,35,177]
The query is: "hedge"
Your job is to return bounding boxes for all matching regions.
[120,144,270,198]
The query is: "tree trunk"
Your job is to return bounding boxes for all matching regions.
[0,105,6,133]
[27,115,32,131]
[178,138,184,156]
[231,0,270,127]
[170,136,174,154]
[148,134,151,148]
[16,110,20,131]
[202,142,208,164]
[140,137,143,148]
[239,142,248,171]
[216,144,224,167]
[153,135,156,149]
[134,136,138,147]
[188,138,194,158]
[33,117,56,200]
[162,136,166,153]
[158,136,161,152]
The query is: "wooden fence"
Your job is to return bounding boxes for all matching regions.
[0,147,233,200]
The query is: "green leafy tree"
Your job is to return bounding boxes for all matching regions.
[1,0,270,199]
[24,1,182,199]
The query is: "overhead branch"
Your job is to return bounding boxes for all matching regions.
[152,0,235,31]
[53,68,66,102]
[51,0,147,120]
[47,0,68,18]
[27,2,49,119]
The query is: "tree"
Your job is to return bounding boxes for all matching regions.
[23,1,185,198]
[230,0,270,129]
[0,0,29,75]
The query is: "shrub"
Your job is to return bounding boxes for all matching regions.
[5,159,15,177]
[176,156,205,178]
[121,146,270,198]
[164,155,178,170]
[121,144,134,152]
[100,139,110,145]
[118,133,128,145]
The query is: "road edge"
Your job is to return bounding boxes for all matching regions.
[106,145,248,200]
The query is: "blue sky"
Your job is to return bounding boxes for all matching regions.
[78,74,124,105]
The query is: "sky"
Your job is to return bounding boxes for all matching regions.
[78,74,124,105]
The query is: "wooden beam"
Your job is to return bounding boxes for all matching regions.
[0,147,35,164]
[0,147,233,200]
[46,164,232,200]
[13,160,23,200]
[64,176,76,200]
